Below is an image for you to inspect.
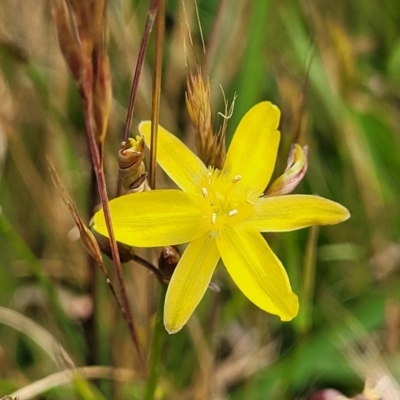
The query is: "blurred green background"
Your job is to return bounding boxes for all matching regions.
[0,0,400,399]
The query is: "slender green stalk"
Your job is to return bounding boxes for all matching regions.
[144,284,167,400]
[145,4,166,396]
[149,0,165,190]
[82,168,99,365]
[298,226,319,333]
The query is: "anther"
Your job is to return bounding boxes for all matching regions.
[246,199,254,205]
[228,209,238,217]
[232,175,242,183]
[211,213,217,224]
[201,187,208,198]
[207,171,212,184]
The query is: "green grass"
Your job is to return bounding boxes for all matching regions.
[0,0,399,399]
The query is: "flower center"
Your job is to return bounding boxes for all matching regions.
[196,167,256,232]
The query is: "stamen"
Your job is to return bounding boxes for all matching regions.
[201,187,208,198]
[207,170,212,184]
[246,199,254,205]
[232,175,242,183]
[211,213,217,224]
[228,209,238,217]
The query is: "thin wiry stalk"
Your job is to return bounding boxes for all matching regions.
[149,0,165,189]
[293,49,314,144]
[83,168,99,365]
[144,285,167,400]
[132,254,163,279]
[80,75,147,375]
[123,0,160,143]
[144,3,166,397]
[205,0,227,69]
[47,157,126,327]
[299,225,319,334]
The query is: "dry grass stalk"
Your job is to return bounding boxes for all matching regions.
[47,159,103,266]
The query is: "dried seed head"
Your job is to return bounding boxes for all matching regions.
[52,0,112,148]
[118,136,148,194]
[48,160,104,265]
[186,68,226,168]
[186,69,213,148]
[92,30,112,146]
[52,0,85,83]
[65,0,106,63]
[52,0,106,81]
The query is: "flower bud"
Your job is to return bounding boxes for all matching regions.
[309,389,348,400]
[266,144,308,196]
[118,136,148,193]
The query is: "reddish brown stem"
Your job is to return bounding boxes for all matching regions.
[80,74,147,375]
[123,0,160,143]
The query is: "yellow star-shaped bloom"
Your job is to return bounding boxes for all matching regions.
[93,102,350,333]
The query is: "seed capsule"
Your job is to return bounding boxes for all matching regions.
[158,246,181,282]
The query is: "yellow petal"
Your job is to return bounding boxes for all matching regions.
[92,190,207,247]
[139,121,207,192]
[248,195,350,232]
[222,102,281,194]
[217,227,298,321]
[164,233,220,334]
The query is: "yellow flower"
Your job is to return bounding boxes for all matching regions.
[93,102,350,334]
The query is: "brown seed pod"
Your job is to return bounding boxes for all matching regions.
[158,246,181,282]
[118,136,148,194]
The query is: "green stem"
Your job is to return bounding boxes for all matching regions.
[144,284,167,400]
[298,226,319,333]
[82,167,99,365]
